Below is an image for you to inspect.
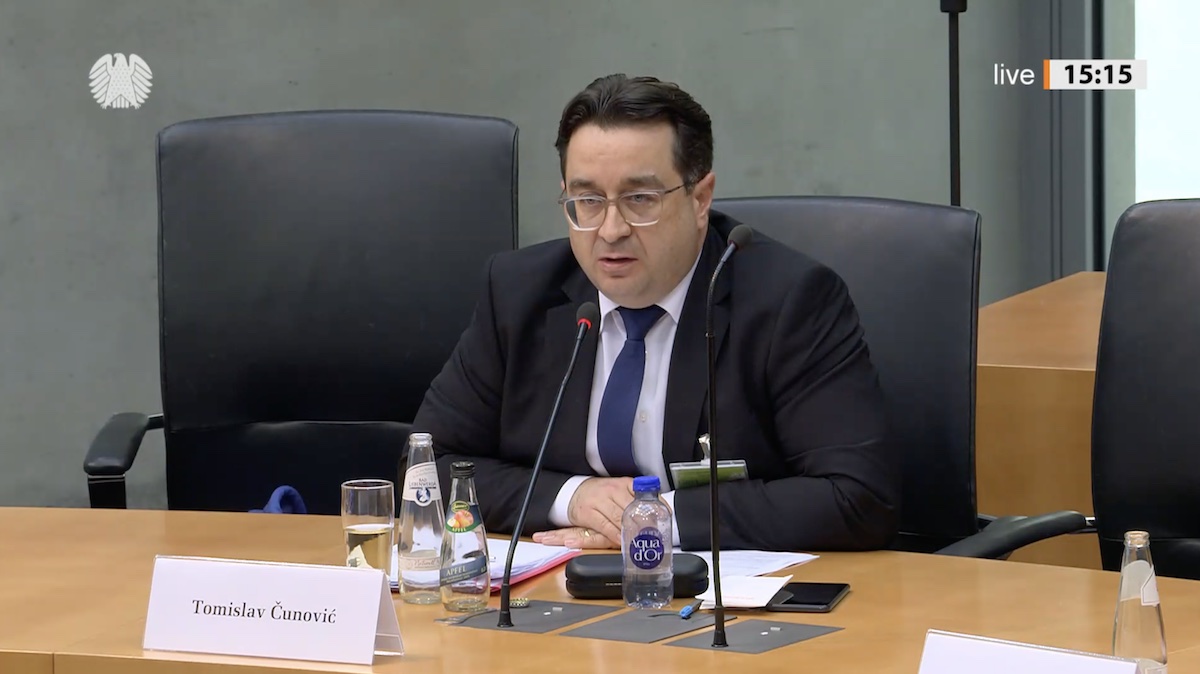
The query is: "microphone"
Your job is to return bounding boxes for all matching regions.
[498,301,600,628]
[705,224,752,647]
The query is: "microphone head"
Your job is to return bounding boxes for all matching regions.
[576,301,600,330]
[728,224,754,250]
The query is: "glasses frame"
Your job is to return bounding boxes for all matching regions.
[558,183,690,231]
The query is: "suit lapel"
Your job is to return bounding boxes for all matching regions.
[540,267,599,475]
[662,228,731,484]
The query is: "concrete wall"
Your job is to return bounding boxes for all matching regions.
[0,0,1030,507]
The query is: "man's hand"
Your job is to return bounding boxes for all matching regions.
[568,476,634,542]
[534,477,634,547]
[532,526,616,549]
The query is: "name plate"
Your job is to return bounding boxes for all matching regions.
[143,555,403,665]
[919,630,1139,674]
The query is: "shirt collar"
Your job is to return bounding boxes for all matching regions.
[597,246,703,331]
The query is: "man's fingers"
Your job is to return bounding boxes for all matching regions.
[575,506,621,543]
[589,514,623,544]
[564,478,638,545]
[533,527,616,549]
[569,527,616,549]
[604,496,628,528]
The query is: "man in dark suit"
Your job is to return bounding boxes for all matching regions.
[412,74,898,552]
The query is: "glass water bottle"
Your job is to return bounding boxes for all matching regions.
[1113,530,1168,673]
[439,461,491,612]
[397,432,445,605]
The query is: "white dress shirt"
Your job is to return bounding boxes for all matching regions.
[548,251,702,547]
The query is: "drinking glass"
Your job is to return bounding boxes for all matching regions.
[340,479,395,578]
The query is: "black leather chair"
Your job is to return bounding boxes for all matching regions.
[82,110,519,515]
[713,196,1085,558]
[1089,199,1200,578]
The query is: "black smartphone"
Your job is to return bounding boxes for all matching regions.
[765,582,851,613]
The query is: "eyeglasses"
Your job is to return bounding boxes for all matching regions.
[558,184,689,231]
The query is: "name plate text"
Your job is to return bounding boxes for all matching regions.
[143,555,403,665]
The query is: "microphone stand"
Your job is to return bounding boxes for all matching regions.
[942,0,967,206]
[705,245,739,649]
[497,313,594,628]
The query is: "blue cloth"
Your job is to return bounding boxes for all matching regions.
[250,485,307,514]
[596,305,666,476]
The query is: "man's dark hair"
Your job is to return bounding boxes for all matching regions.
[555,74,713,190]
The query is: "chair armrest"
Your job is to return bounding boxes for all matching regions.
[935,510,1091,559]
[83,412,163,509]
[84,412,163,475]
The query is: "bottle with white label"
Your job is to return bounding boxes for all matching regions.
[621,475,674,609]
[1113,530,1168,673]
[397,432,445,605]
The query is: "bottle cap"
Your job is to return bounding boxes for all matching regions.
[451,461,475,478]
[632,475,660,493]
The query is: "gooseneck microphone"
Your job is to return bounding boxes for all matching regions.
[705,224,753,647]
[498,301,600,628]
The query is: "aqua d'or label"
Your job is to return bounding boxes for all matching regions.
[629,527,666,570]
[402,463,441,506]
[440,552,488,586]
[445,501,482,534]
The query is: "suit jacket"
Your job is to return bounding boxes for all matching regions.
[411,211,899,551]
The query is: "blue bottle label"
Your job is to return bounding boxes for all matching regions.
[629,527,666,570]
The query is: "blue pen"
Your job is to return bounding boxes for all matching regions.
[679,598,703,619]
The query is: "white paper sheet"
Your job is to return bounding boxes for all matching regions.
[696,575,793,609]
[673,549,817,579]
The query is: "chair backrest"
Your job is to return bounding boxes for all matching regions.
[155,110,518,514]
[1092,199,1200,578]
[713,196,982,552]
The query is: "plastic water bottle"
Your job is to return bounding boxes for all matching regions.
[621,475,674,609]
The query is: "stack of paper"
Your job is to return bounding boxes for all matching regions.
[388,538,579,591]
[482,538,579,590]
[696,574,793,609]
[673,549,818,579]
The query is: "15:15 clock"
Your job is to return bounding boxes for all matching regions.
[1065,62,1133,85]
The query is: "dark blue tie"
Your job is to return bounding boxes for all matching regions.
[597,305,666,477]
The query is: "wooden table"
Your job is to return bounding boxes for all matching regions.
[3,507,1200,673]
[976,271,1107,570]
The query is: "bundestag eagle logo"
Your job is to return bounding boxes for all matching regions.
[89,53,153,109]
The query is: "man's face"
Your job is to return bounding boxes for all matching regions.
[562,122,714,309]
